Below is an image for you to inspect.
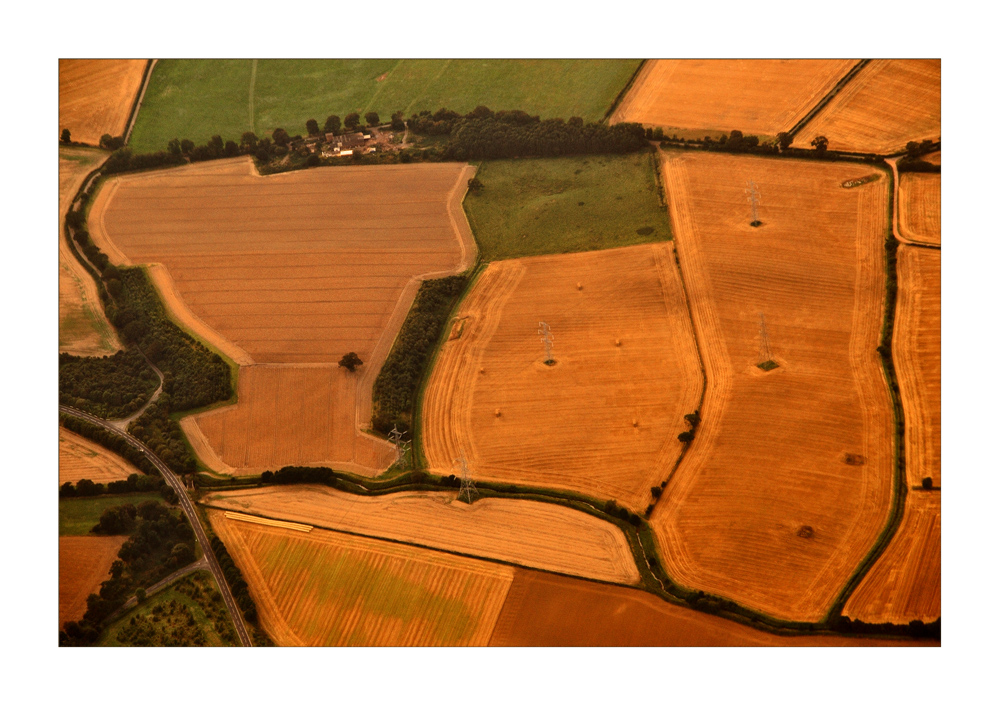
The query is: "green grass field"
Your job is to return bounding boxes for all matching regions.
[464,153,671,261]
[59,493,164,536]
[128,59,641,153]
[97,570,238,646]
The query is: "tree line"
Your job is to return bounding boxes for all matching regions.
[127,398,199,475]
[59,349,158,419]
[59,472,169,500]
[209,535,258,624]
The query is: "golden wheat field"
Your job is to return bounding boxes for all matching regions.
[421,243,703,512]
[59,536,126,627]
[653,151,894,622]
[208,510,513,646]
[202,485,639,584]
[899,173,941,246]
[59,60,147,146]
[795,59,940,154]
[611,59,856,136]
[59,428,138,485]
[90,158,475,474]
[844,492,940,624]
[895,246,941,487]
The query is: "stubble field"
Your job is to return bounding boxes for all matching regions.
[422,243,703,512]
[90,158,474,475]
[610,59,856,137]
[59,60,147,146]
[795,59,940,154]
[654,151,894,622]
[208,510,513,646]
[59,428,137,485]
[899,173,941,246]
[59,536,126,627]
[202,485,640,584]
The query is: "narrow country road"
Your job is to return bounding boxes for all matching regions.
[59,404,252,647]
[103,556,209,624]
[107,350,164,431]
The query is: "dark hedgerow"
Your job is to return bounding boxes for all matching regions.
[371,276,467,435]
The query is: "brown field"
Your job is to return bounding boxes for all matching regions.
[490,568,937,646]
[654,151,894,622]
[59,428,138,485]
[59,535,126,627]
[895,246,941,487]
[202,485,640,584]
[795,59,940,154]
[90,158,475,475]
[611,59,856,136]
[844,492,940,624]
[899,173,941,246]
[208,510,513,646]
[924,151,941,165]
[421,244,703,512]
[59,60,147,146]
[59,147,119,356]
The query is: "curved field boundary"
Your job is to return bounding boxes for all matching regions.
[202,485,640,585]
[888,157,942,249]
[59,428,138,485]
[898,173,941,246]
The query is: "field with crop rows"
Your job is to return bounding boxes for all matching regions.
[202,485,639,584]
[895,246,941,487]
[59,536,126,627]
[59,60,147,146]
[611,59,856,137]
[795,60,940,154]
[90,158,474,474]
[654,151,893,622]
[208,510,513,646]
[422,243,702,511]
[59,428,137,485]
[844,492,940,624]
[899,173,941,245]
[128,59,641,153]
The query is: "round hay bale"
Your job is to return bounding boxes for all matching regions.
[495,409,501,418]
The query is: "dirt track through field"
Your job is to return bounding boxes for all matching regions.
[611,59,855,136]
[202,485,639,584]
[422,244,703,511]
[90,159,475,475]
[59,60,148,146]
[59,535,126,627]
[654,151,894,622]
[59,428,138,485]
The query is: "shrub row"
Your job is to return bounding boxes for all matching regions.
[210,535,258,624]
[59,473,166,499]
[58,349,158,419]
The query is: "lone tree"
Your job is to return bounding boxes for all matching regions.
[339,352,363,372]
[306,118,320,136]
[365,111,380,127]
[324,115,341,135]
[272,128,290,146]
[922,476,933,490]
[810,135,829,154]
[60,128,71,143]
[344,112,361,130]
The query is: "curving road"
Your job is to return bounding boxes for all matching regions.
[59,404,251,646]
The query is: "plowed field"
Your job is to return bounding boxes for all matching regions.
[899,173,941,246]
[208,510,513,646]
[59,428,137,485]
[844,492,940,624]
[202,485,639,584]
[59,60,147,146]
[610,59,855,136]
[91,158,474,474]
[654,152,894,622]
[490,568,937,646]
[795,59,940,154]
[895,246,941,487]
[59,147,119,356]
[59,536,126,627]
[422,243,703,511]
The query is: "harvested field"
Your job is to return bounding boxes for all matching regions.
[202,485,639,584]
[59,60,147,146]
[91,158,474,475]
[610,59,856,136]
[422,244,703,511]
[844,492,940,624]
[59,428,138,485]
[654,152,894,622]
[208,510,513,646]
[924,151,941,165]
[490,568,937,646]
[895,246,941,487]
[59,147,119,356]
[899,173,941,246]
[795,60,940,154]
[59,535,126,627]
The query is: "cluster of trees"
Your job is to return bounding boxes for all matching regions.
[61,501,196,645]
[66,209,112,279]
[58,349,158,419]
[677,409,700,443]
[112,600,210,647]
[897,139,941,172]
[59,472,167,500]
[261,466,336,485]
[603,500,642,527]
[371,276,467,434]
[210,535,257,623]
[127,399,198,475]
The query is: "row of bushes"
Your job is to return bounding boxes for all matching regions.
[59,473,167,499]
[58,349,158,419]
[371,276,467,435]
[210,535,257,624]
[60,414,159,476]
